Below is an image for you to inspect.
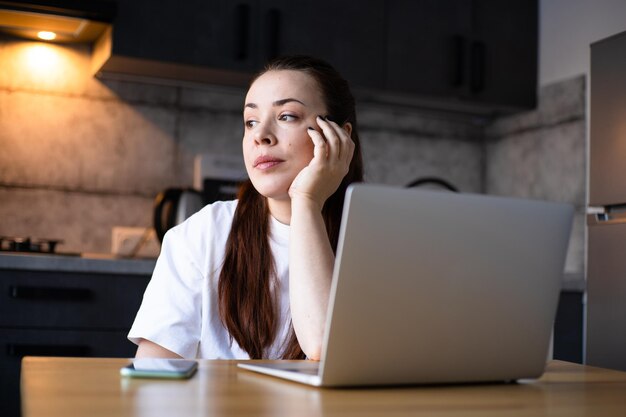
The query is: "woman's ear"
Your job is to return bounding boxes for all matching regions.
[342,122,353,137]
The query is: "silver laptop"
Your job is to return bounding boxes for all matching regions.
[238,184,574,387]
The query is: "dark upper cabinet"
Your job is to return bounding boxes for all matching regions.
[208,0,261,72]
[385,0,537,112]
[386,0,472,99]
[111,0,253,69]
[98,0,536,112]
[469,0,538,110]
[103,0,384,88]
[96,0,260,84]
[257,0,385,90]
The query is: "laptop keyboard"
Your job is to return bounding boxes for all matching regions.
[285,366,319,375]
[263,362,320,375]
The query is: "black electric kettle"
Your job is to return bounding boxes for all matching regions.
[406,177,459,192]
[153,188,205,242]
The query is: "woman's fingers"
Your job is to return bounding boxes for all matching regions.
[314,116,338,160]
[307,127,328,160]
[315,116,353,162]
[297,117,355,205]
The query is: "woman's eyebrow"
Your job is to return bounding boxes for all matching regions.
[273,98,306,107]
[244,98,306,110]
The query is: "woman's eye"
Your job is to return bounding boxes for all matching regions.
[245,120,258,128]
[279,114,298,122]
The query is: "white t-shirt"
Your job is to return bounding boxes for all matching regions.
[128,200,293,359]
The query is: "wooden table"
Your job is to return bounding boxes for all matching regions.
[21,358,626,417]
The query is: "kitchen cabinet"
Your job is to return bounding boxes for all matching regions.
[96,0,536,113]
[553,290,584,363]
[257,0,385,89]
[385,0,537,112]
[107,0,255,71]
[0,267,150,417]
[95,0,252,85]
[100,0,384,88]
[386,0,471,101]
[468,0,538,109]
[116,0,276,72]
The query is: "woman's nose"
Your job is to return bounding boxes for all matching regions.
[253,124,277,146]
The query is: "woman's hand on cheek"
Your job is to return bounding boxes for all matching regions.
[288,116,355,209]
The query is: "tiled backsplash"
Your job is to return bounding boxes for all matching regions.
[0,39,585,281]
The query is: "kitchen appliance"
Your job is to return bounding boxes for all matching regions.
[153,188,205,242]
[0,236,69,255]
[406,176,458,192]
[0,0,115,43]
[586,30,626,371]
[153,153,247,243]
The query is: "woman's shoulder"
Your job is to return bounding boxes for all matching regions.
[202,199,239,225]
[161,200,238,265]
[170,199,238,239]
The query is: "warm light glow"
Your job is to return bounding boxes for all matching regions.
[37,31,57,41]
[0,40,90,92]
[24,44,61,76]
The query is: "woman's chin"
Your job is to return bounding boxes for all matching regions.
[260,191,291,202]
[250,181,291,201]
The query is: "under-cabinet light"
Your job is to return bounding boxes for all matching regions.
[36,30,56,41]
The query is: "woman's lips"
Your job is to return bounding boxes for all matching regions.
[253,155,284,170]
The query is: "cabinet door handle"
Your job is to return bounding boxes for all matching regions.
[234,3,250,60]
[451,34,466,87]
[470,41,486,93]
[265,8,281,61]
[8,285,93,301]
[6,343,91,357]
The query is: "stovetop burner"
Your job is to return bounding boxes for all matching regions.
[0,236,64,254]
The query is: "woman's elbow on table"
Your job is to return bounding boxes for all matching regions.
[301,341,323,362]
[135,338,182,358]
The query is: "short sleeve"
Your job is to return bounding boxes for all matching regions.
[128,226,204,358]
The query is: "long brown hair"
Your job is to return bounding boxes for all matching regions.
[218,55,364,359]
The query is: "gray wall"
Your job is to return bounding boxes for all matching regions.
[485,75,586,283]
[0,38,585,281]
[0,39,483,255]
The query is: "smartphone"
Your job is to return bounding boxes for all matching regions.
[120,358,198,379]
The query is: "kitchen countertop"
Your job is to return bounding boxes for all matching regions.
[0,252,587,290]
[0,252,156,275]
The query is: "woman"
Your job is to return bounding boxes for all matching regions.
[128,55,364,361]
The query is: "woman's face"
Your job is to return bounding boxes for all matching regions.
[242,70,327,202]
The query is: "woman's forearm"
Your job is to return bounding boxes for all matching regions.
[288,197,334,360]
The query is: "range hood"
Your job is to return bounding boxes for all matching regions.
[0,1,250,87]
[91,26,253,87]
[0,0,114,43]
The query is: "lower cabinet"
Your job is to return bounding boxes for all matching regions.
[553,291,584,364]
[0,267,585,417]
[0,269,150,417]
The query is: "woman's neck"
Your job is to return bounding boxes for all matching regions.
[267,198,292,225]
